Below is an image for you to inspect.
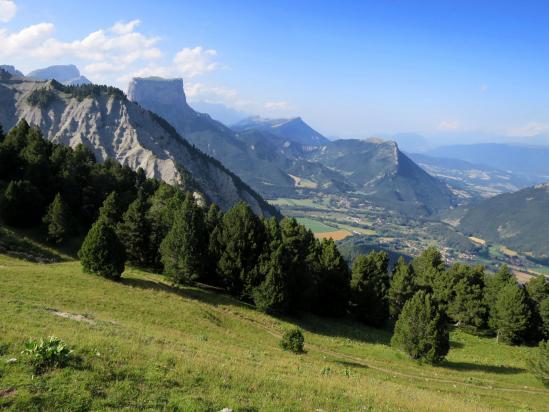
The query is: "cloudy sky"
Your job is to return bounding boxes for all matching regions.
[1,0,549,141]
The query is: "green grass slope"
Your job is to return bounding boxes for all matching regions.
[1,255,547,411]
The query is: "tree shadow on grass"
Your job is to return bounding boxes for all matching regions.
[443,361,525,375]
[449,340,464,349]
[120,276,251,310]
[287,313,393,346]
[334,359,369,369]
[121,274,391,347]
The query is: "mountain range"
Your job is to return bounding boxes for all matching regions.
[128,76,456,216]
[0,68,276,217]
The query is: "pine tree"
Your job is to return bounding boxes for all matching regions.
[312,238,351,317]
[412,246,445,290]
[388,257,417,320]
[350,251,390,326]
[526,275,549,342]
[78,218,126,279]
[492,282,531,344]
[147,184,185,270]
[117,191,150,266]
[215,202,266,298]
[203,203,223,284]
[280,217,318,312]
[485,265,515,330]
[160,193,207,284]
[0,180,44,226]
[391,290,449,363]
[43,193,72,243]
[98,191,123,226]
[441,264,487,329]
[253,243,293,314]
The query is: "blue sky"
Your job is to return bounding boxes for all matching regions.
[2,0,549,141]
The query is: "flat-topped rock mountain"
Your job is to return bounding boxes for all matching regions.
[27,64,92,86]
[0,65,23,77]
[0,70,276,216]
[127,75,456,216]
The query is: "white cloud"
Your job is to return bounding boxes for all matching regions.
[0,23,55,56]
[0,20,162,78]
[264,101,289,110]
[173,47,219,78]
[0,15,288,116]
[509,122,549,137]
[438,120,460,131]
[0,0,17,23]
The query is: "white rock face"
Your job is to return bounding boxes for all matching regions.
[0,75,274,216]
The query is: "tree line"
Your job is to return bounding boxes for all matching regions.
[1,120,548,369]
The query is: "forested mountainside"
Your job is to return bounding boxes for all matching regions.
[459,183,549,262]
[0,69,276,216]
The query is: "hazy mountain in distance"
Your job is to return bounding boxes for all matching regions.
[189,101,248,125]
[305,139,457,215]
[233,116,331,146]
[27,64,91,85]
[408,152,545,199]
[0,71,276,216]
[127,76,295,197]
[426,143,549,178]
[459,183,549,262]
[0,65,23,76]
[127,76,457,216]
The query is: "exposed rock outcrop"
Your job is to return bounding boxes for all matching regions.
[0,73,276,216]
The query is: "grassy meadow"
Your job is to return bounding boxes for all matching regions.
[0,254,548,411]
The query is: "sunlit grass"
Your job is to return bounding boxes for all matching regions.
[0,254,547,411]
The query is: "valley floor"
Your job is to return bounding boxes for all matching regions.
[0,255,547,411]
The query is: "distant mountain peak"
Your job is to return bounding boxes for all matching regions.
[0,65,23,77]
[27,64,91,85]
[233,116,330,146]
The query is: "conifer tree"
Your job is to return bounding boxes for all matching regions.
[526,275,549,341]
[0,180,43,226]
[350,251,390,326]
[43,193,72,243]
[312,238,351,317]
[215,202,266,298]
[253,243,293,314]
[280,217,318,311]
[492,282,531,344]
[78,218,125,279]
[203,203,223,284]
[388,257,417,319]
[160,193,207,284]
[412,246,445,290]
[98,191,123,226]
[441,264,487,329]
[485,265,515,330]
[391,290,449,363]
[117,191,150,266]
[147,184,185,270]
